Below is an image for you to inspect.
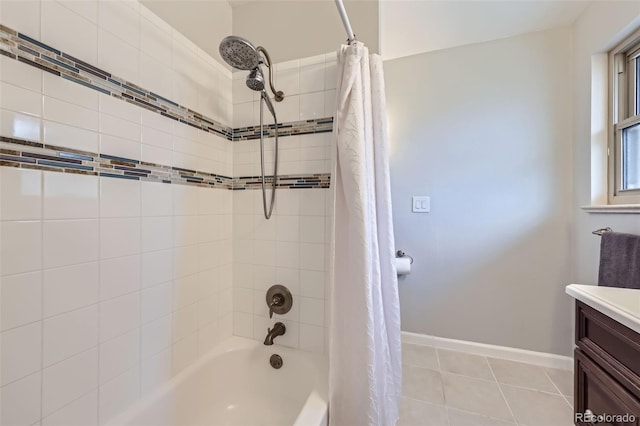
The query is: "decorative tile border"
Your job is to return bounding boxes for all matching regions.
[0,137,330,190]
[0,24,334,142]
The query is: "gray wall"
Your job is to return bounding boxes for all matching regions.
[571,2,640,287]
[385,28,574,356]
[232,0,379,63]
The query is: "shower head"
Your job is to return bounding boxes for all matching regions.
[219,35,260,70]
[246,67,265,91]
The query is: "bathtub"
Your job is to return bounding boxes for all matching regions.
[108,337,328,426]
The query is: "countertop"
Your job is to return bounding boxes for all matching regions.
[566,284,640,334]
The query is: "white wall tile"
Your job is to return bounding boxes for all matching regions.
[0,167,41,221]
[172,215,198,247]
[0,109,41,142]
[299,63,325,94]
[43,96,99,131]
[100,135,141,161]
[141,181,172,217]
[43,172,99,219]
[140,348,171,394]
[42,120,99,153]
[299,216,326,243]
[172,333,197,374]
[42,348,98,417]
[0,82,41,117]
[1,322,42,386]
[172,303,197,342]
[98,0,139,49]
[173,274,199,310]
[0,271,41,331]
[43,262,99,318]
[43,305,98,367]
[42,1,98,63]
[232,311,252,338]
[99,94,141,124]
[299,243,326,271]
[141,315,172,359]
[299,92,325,120]
[99,292,140,342]
[0,56,42,94]
[98,366,140,425]
[99,329,140,384]
[299,269,325,299]
[142,282,172,324]
[141,249,173,288]
[0,372,42,426]
[299,297,325,326]
[57,0,98,24]
[100,178,140,218]
[142,216,173,252]
[172,185,198,216]
[140,125,172,150]
[98,29,139,84]
[100,217,140,259]
[1,221,42,276]
[299,323,325,353]
[100,113,140,142]
[42,390,98,426]
[0,0,40,37]
[173,245,198,279]
[99,255,140,300]
[140,17,171,66]
[141,143,172,166]
[43,220,99,269]
[43,73,98,111]
[198,320,218,355]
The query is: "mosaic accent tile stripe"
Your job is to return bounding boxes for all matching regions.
[0,24,334,142]
[0,137,331,190]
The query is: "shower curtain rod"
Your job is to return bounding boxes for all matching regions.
[334,0,357,44]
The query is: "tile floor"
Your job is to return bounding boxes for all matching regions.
[399,342,575,426]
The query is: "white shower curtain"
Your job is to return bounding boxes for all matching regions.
[329,42,402,426]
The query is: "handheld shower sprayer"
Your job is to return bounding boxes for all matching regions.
[218,35,283,220]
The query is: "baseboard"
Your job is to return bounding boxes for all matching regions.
[401,331,574,371]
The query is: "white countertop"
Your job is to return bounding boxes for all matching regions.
[566,284,640,335]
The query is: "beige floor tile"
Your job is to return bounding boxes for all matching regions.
[403,343,440,370]
[398,397,449,426]
[500,384,573,426]
[441,373,513,421]
[447,408,516,426]
[545,368,574,397]
[488,358,558,393]
[403,365,446,405]
[437,349,494,380]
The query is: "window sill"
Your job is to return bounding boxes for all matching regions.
[581,204,640,214]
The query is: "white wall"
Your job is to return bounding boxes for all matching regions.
[231,53,335,352]
[384,28,574,356]
[570,2,640,285]
[0,1,233,425]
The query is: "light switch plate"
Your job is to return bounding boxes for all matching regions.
[412,196,430,213]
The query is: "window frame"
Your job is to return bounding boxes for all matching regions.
[608,29,640,205]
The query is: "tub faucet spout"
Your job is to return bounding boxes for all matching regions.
[264,322,286,345]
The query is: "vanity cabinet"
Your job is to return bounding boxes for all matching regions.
[574,300,640,425]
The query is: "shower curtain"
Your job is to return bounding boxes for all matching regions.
[329,42,402,425]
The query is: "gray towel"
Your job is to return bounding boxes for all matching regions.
[598,231,640,289]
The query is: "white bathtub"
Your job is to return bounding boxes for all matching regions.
[108,337,328,426]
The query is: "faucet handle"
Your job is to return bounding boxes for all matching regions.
[268,294,284,319]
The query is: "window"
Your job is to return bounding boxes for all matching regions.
[609,30,640,204]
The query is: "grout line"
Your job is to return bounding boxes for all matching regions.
[487,356,518,424]
[544,369,574,408]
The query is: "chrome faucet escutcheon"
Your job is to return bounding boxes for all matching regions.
[263,322,286,345]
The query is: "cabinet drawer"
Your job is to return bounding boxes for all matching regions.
[576,301,640,400]
[575,349,640,426]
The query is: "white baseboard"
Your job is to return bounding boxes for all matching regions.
[402,331,574,371]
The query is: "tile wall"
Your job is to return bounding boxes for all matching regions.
[0,1,337,425]
[231,54,336,352]
[0,1,234,425]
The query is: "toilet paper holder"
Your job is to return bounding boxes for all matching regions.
[395,250,413,264]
